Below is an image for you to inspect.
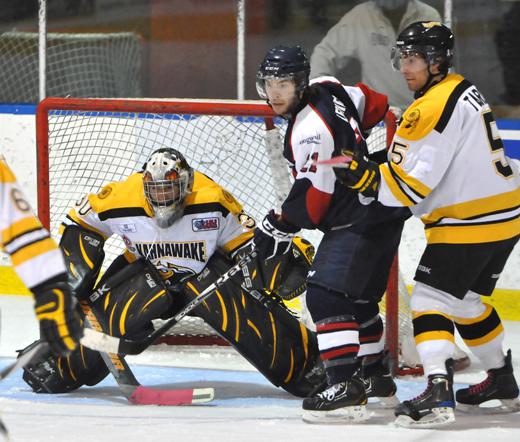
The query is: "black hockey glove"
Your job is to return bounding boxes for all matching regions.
[334,148,381,199]
[253,210,300,260]
[33,280,83,357]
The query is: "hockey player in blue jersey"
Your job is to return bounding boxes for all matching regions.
[253,45,410,423]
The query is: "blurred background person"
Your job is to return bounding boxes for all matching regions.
[310,0,441,109]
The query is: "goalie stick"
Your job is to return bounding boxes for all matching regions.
[81,302,214,405]
[81,249,258,356]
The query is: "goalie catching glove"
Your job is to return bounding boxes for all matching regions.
[334,146,381,199]
[32,278,83,356]
[254,210,300,260]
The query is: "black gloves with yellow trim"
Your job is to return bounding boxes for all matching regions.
[334,147,381,199]
[32,278,83,356]
[253,210,300,261]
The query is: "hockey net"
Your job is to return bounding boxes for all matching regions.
[0,32,142,103]
[36,97,437,376]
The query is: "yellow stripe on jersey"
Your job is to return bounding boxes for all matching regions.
[0,160,17,183]
[425,217,520,244]
[222,231,253,254]
[2,216,43,245]
[380,163,416,206]
[63,213,109,240]
[87,171,245,219]
[186,172,245,215]
[422,188,520,225]
[397,74,465,141]
[10,237,60,266]
[389,162,432,199]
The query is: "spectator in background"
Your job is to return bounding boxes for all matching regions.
[496,1,520,105]
[310,0,441,109]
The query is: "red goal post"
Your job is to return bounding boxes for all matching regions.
[35,97,417,375]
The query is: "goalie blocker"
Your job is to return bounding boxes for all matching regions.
[23,225,323,397]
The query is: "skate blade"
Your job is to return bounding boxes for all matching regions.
[457,398,520,415]
[368,395,399,409]
[302,405,369,424]
[394,407,455,429]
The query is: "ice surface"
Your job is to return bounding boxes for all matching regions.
[1,295,520,441]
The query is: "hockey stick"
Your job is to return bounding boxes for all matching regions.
[312,154,353,169]
[81,249,258,356]
[0,341,50,440]
[81,302,214,405]
[0,340,49,382]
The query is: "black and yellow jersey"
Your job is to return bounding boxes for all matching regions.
[62,170,254,280]
[0,156,67,289]
[378,73,520,244]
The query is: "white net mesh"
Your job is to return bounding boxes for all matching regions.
[0,32,142,102]
[39,99,421,368]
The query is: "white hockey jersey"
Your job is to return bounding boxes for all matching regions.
[62,171,254,281]
[0,156,67,289]
[378,73,520,244]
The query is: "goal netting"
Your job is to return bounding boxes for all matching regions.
[0,32,142,103]
[36,97,441,375]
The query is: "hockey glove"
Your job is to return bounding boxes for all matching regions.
[33,280,83,356]
[334,148,381,199]
[253,210,300,260]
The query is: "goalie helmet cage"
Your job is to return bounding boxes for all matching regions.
[36,97,414,376]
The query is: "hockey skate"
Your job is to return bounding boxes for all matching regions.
[394,360,455,428]
[302,378,369,424]
[456,349,520,414]
[356,355,398,408]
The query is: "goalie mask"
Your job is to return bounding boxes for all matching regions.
[143,148,194,228]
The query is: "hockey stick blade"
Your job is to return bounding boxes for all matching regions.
[81,250,258,356]
[313,154,353,169]
[0,341,49,381]
[128,386,215,405]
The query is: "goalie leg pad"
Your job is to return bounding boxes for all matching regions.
[91,258,174,337]
[181,252,323,397]
[21,259,174,393]
[21,339,108,393]
[59,224,105,300]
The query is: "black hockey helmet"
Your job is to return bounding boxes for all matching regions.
[256,45,310,99]
[391,21,454,73]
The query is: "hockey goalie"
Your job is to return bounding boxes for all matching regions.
[21,147,324,397]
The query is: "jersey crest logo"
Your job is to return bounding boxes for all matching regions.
[403,108,421,131]
[97,185,112,199]
[192,217,219,232]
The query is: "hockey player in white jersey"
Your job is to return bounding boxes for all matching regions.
[0,156,82,356]
[334,21,520,427]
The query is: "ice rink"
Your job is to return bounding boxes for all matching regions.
[1,294,520,442]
